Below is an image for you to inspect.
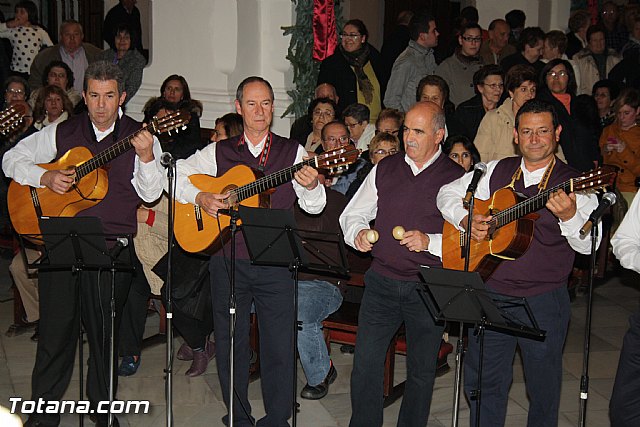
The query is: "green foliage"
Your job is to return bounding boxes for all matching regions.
[282,0,343,119]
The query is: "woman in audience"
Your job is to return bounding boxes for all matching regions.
[210,112,243,143]
[32,85,73,130]
[99,24,146,104]
[474,64,537,162]
[415,74,464,138]
[593,79,620,129]
[303,97,338,154]
[346,131,400,199]
[2,75,28,109]
[442,134,480,172]
[318,19,385,121]
[28,61,81,109]
[600,87,640,207]
[536,58,598,171]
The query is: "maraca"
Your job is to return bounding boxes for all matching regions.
[366,229,379,244]
[392,226,405,240]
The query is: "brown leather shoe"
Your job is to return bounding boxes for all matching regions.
[185,341,215,377]
[177,342,193,361]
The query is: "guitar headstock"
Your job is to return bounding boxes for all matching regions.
[574,166,617,193]
[148,109,191,136]
[315,144,360,175]
[0,103,27,136]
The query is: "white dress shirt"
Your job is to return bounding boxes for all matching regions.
[436,158,601,255]
[612,191,640,273]
[340,148,444,258]
[173,132,326,214]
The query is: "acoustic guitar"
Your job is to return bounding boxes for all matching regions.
[442,166,617,280]
[8,110,191,237]
[174,145,360,253]
[0,103,28,136]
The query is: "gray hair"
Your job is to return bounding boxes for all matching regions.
[236,76,274,103]
[432,109,446,133]
[83,60,125,95]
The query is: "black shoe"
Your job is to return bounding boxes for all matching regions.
[30,321,39,341]
[300,363,337,400]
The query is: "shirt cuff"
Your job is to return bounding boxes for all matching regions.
[558,212,584,236]
[426,233,442,260]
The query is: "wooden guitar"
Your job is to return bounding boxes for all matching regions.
[174,145,360,253]
[442,167,617,280]
[8,110,191,237]
[0,103,27,136]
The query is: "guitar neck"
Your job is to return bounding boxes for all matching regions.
[491,179,572,229]
[74,129,142,180]
[231,157,317,202]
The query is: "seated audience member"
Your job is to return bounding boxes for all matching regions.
[480,19,516,65]
[318,19,385,121]
[8,248,40,340]
[505,9,526,47]
[2,75,29,109]
[343,103,375,151]
[442,134,480,172]
[536,58,597,170]
[29,20,102,93]
[32,85,73,130]
[211,112,243,143]
[379,10,413,83]
[0,1,52,79]
[453,64,504,141]
[500,26,546,77]
[600,1,628,54]
[289,83,338,144]
[98,24,146,104]
[474,64,536,162]
[542,30,581,90]
[574,25,621,95]
[415,74,464,138]
[28,61,81,108]
[303,97,338,154]
[346,131,400,199]
[321,120,362,195]
[435,23,484,107]
[374,107,403,139]
[143,75,204,160]
[600,87,640,207]
[592,79,620,129]
[383,11,438,112]
[566,10,591,59]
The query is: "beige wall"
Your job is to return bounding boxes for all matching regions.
[343,0,385,50]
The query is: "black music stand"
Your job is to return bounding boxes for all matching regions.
[20,216,133,427]
[419,266,544,427]
[239,205,348,427]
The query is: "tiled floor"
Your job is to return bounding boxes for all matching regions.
[0,255,637,426]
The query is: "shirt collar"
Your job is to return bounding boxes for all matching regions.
[244,132,268,157]
[404,146,442,175]
[520,157,552,187]
[93,108,123,142]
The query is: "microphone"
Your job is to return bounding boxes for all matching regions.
[580,192,616,236]
[160,152,174,168]
[110,237,129,258]
[463,162,487,207]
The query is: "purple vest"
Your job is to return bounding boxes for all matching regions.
[487,156,578,296]
[215,133,299,259]
[372,153,465,281]
[55,112,142,236]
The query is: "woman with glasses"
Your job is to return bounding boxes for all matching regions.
[318,19,386,121]
[536,58,599,171]
[2,75,29,109]
[346,131,400,200]
[303,97,338,154]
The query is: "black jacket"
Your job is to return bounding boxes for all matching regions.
[453,95,486,141]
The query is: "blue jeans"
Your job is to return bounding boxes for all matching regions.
[464,286,570,427]
[297,279,343,386]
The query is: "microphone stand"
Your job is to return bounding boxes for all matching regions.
[578,219,599,426]
[165,158,176,427]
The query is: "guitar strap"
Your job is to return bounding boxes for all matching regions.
[238,132,273,172]
[506,156,556,193]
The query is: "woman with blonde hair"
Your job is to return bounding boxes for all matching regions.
[32,85,73,130]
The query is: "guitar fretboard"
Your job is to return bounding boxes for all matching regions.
[74,129,144,180]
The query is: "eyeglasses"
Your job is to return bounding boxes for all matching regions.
[461,36,482,43]
[313,109,335,118]
[375,129,399,136]
[547,70,568,79]
[323,135,350,144]
[520,128,553,138]
[482,83,504,90]
[340,33,361,41]
[6,88,25,95]
[372,148,398,156]
[345,121,362,129]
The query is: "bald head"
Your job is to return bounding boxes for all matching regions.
[403,102,446,167]
[315,83,338,103]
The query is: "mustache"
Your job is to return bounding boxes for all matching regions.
[405,141,418,149]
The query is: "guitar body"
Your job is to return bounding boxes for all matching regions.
[442,187,537,281]
[173,165,269,253]
[8,146,108,236]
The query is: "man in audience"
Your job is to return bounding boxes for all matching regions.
[601,1,628,53]
[384,11,438,112]
[29,20,102,93]
[500,26,546,76]
[343,103,375,151]
[290,82,338,145]
[574,25,622,95]
[480,19,516,65]
[341,101,464,426]
[505,9,526,48]
[435,23,484,107]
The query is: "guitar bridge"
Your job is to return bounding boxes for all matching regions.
[195,205,204,231]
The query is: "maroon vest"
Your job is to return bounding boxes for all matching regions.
[55,112,142,236]
[372,153,465,281]
[215,133,299,259]
[487,156,578,296]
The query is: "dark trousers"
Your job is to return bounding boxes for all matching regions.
[118,256,150,356]
[464,286,570,427]
[210,257,294,427]
[349,269,444,427]
[173,299,213,350]
[30,266,132,426]
[610,306,640,427]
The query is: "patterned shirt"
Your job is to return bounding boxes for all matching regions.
[0,23,53,74]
